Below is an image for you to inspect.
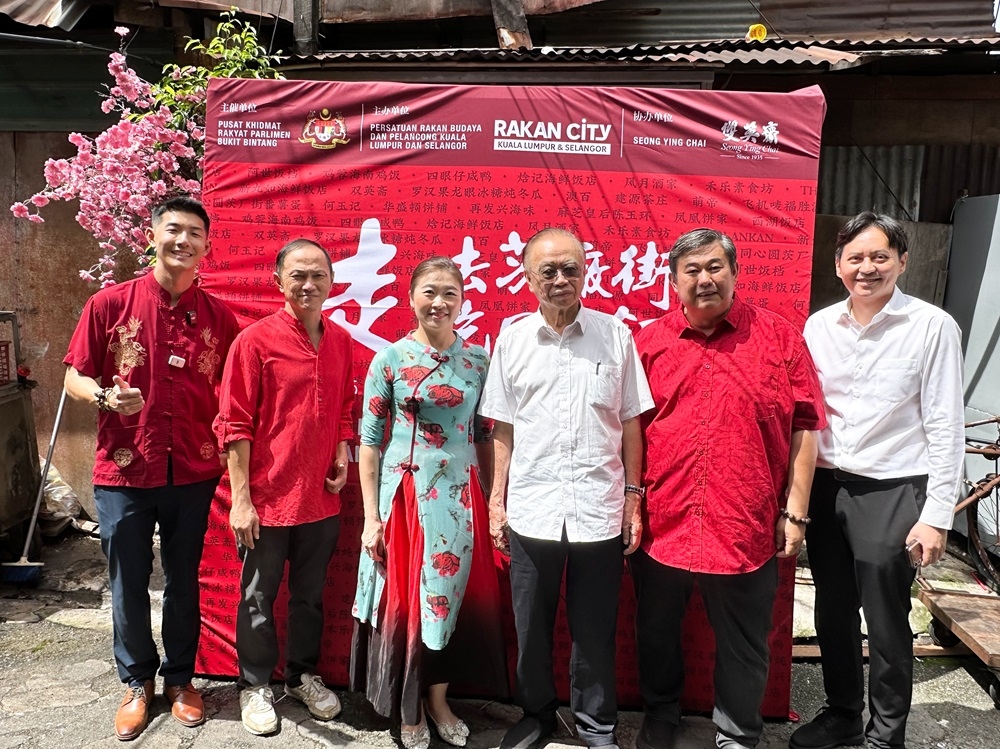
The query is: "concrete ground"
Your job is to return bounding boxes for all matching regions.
[1,533,999,749]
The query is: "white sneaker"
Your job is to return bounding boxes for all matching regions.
[285,673,342,720]
[239,685,278,735]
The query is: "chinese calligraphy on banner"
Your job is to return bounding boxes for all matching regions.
[197,78,826,716]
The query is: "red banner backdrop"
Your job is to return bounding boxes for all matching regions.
[196,78,826,717]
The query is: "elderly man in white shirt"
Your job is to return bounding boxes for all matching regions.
[790,213,964,749]
[480,227,653,749]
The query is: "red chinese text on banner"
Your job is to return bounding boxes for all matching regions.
[197,78,826,717]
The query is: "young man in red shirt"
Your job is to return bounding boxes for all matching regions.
[215,239,354,736]
[632,228,826,749]
[64,196,240,741]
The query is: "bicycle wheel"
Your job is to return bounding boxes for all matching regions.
[967,476,1000,592]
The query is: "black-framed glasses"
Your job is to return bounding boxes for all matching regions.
[531,264,583,281]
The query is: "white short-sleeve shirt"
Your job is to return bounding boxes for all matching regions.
[479,306,654,542]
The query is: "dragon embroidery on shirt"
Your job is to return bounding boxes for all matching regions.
[197,327,220,377]
[109,317,146,376]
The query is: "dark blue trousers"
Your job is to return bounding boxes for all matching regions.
[95,474,217,686]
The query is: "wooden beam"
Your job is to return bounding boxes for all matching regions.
[792,642,971,660]
[321,2,601,24]
[492,0,532,50]
[294,0,319,56]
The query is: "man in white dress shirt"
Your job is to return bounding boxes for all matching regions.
[790,213,964,749]
[480,228,653,749]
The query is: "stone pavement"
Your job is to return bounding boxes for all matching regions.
[2,534,1000,748]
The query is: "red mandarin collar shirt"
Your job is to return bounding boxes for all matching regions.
[64,272,240,488]
[214,309,355,527]
[635,298,827,574]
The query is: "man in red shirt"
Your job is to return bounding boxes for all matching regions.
[632,228,826,749]
[64,196,240,741]
[214,239,354,736]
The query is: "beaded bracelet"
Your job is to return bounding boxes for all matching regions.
[94,387,115,412]
[624,484,645,498]
[780,507,811,525]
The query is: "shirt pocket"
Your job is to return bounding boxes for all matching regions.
[587,363,622,412]
[753,363,782,421]
[874,358,919,404]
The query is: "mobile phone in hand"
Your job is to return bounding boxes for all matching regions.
[906,539,923,569]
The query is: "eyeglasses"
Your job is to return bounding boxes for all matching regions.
[530,264,583,281]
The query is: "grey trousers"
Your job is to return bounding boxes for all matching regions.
[237,515,340,688]
[630,550,778,749]
[806,468,926,749]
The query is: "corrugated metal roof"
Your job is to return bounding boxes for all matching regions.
[817,144,1000,224]
[0,0,94,29]
[284,35,1000,71]
[318,0,603,24]
[921,144,1000,223]
[527,0,757,46]
[761,0,998,41]
[819,146,925,221]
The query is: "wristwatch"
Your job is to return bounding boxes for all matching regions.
[624,484,646,498]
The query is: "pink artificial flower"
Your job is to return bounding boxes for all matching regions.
[101,99,116,114]
[114,26,130,37]
[27,214,43,224]
[10,203,29,218]
[30,195,49,207]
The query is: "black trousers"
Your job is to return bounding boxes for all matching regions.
[237,515,340,688]
[630,549,777,749]
[508,528,623,747]
[806,468,926,749]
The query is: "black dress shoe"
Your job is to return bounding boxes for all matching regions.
[788,707,864,749]
[635,716,678,749]
[500,715,556,749]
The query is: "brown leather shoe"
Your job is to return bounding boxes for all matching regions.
[163,682,206,727]
[115,681,153,741]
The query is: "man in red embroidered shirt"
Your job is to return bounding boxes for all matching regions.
[632,229,826,749]
[214,239,354,736]
[64,196,240,741]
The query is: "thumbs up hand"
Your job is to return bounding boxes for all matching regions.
[110,374,145,416]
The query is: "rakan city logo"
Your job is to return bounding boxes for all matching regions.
[300,108,350,149]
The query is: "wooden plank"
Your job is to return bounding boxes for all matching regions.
[492,0,532,50]
[918,589,1000,668]
[792,642,971,660]
[320,0,600,24]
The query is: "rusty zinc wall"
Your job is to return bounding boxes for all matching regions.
[1,131,101,520]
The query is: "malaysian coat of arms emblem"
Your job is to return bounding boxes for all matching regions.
[299,109,350,149]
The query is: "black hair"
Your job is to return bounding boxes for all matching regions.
[668,228,737,274]
[151,196,210,234]
[835,212,909,260]
[274,238,333,275]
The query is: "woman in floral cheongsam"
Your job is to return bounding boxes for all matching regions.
[351,257,507,749]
